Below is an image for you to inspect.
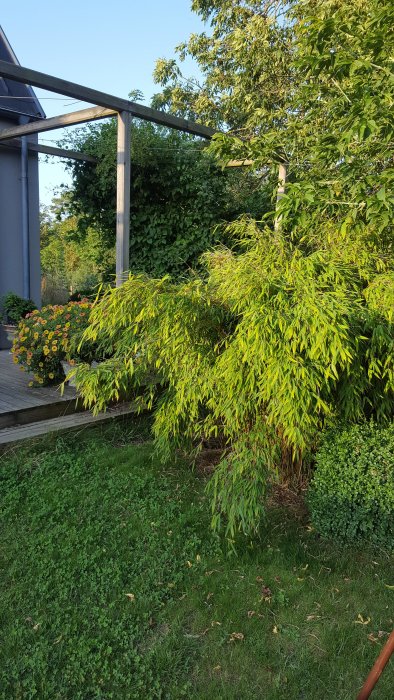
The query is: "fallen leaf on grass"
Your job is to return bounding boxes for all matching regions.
[229,632,244,642]
[354,614,370,625]
[247,610,256,618]
[261,586,272,602]
[367,633,379,643]
[306,614,321,621]
[384,584,394,590]
[272,625,279,634]
[184,628,210,639]
[213,665,221,672]
[125,593,135,602]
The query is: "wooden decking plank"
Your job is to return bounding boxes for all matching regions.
[0,403,135,445]
[0,351,76,419]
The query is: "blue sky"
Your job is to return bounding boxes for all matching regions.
[1,1,205,204]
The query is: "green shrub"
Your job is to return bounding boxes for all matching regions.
[70,231,394,538]
[308,423,394,549]
[2,292,36,325]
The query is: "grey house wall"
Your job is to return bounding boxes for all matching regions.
[0,116,41,348]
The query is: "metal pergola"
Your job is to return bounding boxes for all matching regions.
[0,59,215,286]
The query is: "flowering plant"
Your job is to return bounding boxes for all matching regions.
[12,301,92,385]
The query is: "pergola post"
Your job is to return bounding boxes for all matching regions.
[116,110,131,286]
[274,162,287,233]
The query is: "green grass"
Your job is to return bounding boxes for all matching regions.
[0,419,393,699]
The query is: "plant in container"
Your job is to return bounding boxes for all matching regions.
[1,292,36,343]
[12,301,92,385]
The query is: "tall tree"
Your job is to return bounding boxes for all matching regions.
[62,120,268,278]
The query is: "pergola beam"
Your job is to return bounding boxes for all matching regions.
[0,59,216,139]
[0,137,98,162]
[0,105,116,141]
[29,142,98,163]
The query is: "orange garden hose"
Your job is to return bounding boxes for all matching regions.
[356,630,394,699]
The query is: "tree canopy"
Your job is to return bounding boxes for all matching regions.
[62,121,269,278]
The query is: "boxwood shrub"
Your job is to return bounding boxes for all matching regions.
[308,422,394,549]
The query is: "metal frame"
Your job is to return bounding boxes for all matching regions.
[0,59,215,285]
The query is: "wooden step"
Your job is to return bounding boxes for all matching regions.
[0,403,136,446]
[0,397,81,430]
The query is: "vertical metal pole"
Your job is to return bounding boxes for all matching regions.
[116,110,131,286]
[21,135,30,298]
[274,162,287,233]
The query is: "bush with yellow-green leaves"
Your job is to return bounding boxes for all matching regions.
[12,301,92,385]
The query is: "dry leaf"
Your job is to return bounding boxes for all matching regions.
[367,633,379,643]
[354,614,370,625]
[186,561,192,568]
[272,625,279,634]
[229,632,244,642]
[247,610,256,618]
[125,593,135,602]
[213,665,221,672]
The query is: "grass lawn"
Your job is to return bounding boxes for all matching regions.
[0,419,392,699]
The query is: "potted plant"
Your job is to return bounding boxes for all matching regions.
[1,292,36,344]
[12,300,93,386]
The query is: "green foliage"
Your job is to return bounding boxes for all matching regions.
[40,198,112,304]
[309,423,394,548]
[63,120,269,278]
[0,425,393,699]
[0,424,220,699]
[71,226,394,537]
[66,1,394,539]
[153,1,295,135]
[12,301,92,385]
[1,292,36,325]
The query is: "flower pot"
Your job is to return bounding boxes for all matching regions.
[1,323,17,346]
[61,360,77,387]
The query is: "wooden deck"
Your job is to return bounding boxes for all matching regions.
[0,402,136,446]
[0,350,137,446]
[0,349,77,429]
